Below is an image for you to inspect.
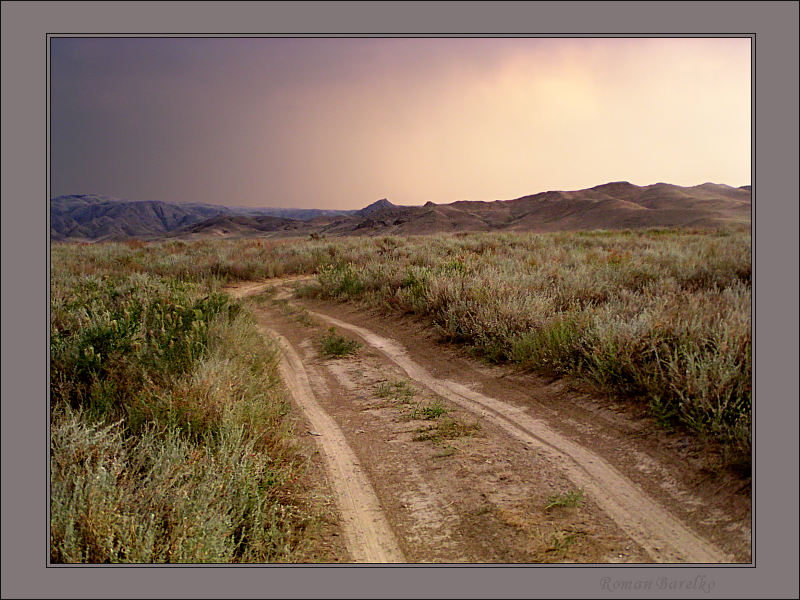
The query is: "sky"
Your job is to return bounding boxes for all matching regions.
[50,37,751,210]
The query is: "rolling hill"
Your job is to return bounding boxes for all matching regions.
[50,182,751,242]
[49,194,355,241]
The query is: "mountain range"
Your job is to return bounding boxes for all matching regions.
[50,182,750,242]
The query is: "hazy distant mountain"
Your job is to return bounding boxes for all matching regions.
[237,207,357,220]
[50,195,228,241]
[49,194,357,241]
[356,198,399,217]
[50,182,751,242]
[177,214,306,238]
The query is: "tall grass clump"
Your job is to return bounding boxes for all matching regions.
[317,327,361,358]
[50,246,325,563]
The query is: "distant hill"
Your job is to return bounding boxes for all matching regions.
[356,198,399,217]
[49,194,356,241]
[309,181,750,238]
[177,214,306,238]
[50,182,751,242]
[234,207,357,220]
[50,195,228,241]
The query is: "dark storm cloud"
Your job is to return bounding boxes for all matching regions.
[50,37,750,209]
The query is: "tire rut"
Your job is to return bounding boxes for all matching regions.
[259,326,405,563]
[228,278,737,563]
[306,310,731,564]
[230,283,404,563]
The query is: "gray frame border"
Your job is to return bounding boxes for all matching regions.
[3,2,797,598]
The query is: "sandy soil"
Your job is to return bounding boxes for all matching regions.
[227,279,751,564]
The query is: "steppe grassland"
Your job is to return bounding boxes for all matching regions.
[57,228,751,458]
[50,226,751,561]
[299,229,751,462]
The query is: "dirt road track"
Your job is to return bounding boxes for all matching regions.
[231,283,404,563]
[228,279,748,564]
[262,326,404,563]
[307,311,729,563]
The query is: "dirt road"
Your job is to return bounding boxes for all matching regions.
[228,279,751,564]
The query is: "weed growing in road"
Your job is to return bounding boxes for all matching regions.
[413,416,481,443]
[318,327,361,358]
[292,309,317,328]
[251,286,277,303]
[548,530,583,559]
[270,297,318,328]
[377,380,414,400]
[526,525,590,562]
[375,379,416,404]
[293,281,324,298]
[411,400,448,420]
[545,489,585,511]
[431,445,458,459]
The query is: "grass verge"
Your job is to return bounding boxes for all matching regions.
[50,255,330,563]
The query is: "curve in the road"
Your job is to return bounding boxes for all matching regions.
[307,310,730,564]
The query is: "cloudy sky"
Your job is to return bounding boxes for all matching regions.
[50,37,751,209]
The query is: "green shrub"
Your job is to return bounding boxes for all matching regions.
[318,327,360,358]
[375,380,415,403]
